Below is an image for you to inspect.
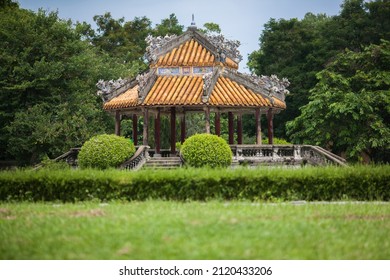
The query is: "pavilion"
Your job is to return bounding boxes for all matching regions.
[97,22,289,157]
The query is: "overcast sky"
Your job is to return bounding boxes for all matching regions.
[17,0,345,73]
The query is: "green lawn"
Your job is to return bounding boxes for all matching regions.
[1,201,389,259]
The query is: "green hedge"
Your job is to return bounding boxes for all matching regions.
[0,166,389,202]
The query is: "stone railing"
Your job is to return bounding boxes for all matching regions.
[230,145,346,166]
[120,145,150,170]
[34,148,80,170]
[300,145,347,166]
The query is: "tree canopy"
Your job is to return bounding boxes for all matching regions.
[0,3,187,165]
[248,0,390,162]
[286,40,390,162]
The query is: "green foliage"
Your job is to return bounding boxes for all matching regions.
[91,12,152,67]
[0,6,129,164]
[0,6,189,165]
[40,157,70,171]
[181,134,232,168]
[248,0,390,139]
[78,134,135,169]
[262,138,291,145]
[0,166,389,202]
[199,22,221,35]
[153,13,184,36]
[287,40,390,162]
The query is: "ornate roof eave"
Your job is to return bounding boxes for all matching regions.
[221,68,274,105]
[222,68,289,104]
[202,67,219,103]
[136,68,157,103]
[96,77,138,103]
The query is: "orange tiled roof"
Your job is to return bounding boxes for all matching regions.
[103,73,286,110]
[209,76,271,107]
[272,97,286,109]
[153,39,238,69]
[143,75,204,106]
[103,85,139,110]
[154,39,214,67]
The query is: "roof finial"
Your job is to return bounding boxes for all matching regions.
[191,14,196,26]
[188,14,197,30]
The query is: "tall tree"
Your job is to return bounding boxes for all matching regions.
[153,13,184,36]
[247,13,331,138]
[248,0,390,140]
[286,40,390,163]
[0,5,128,164]
[92,13,152,68]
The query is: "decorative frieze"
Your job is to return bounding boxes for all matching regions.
[193,66,213,74]
[156,66,213,76]
[158,67,180,75]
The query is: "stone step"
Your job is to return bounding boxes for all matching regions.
[145,161,181,166]
[149,157,181,161]
[143,165,180,170]
[143,157,182,169]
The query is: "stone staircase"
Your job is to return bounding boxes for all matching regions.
[143,156,182,169]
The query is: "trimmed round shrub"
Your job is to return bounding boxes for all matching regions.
[78,134,135,169]
[181,134,232,168]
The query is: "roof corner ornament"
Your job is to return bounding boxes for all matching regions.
[261,75,290,101]
[96,78,128,102]
[145,34,178,63]
[206,34,243,63]
[239,72,290,101]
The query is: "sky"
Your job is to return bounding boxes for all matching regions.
[17,0,345,73]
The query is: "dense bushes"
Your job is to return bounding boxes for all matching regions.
[78,134,135,169]
[181,134,232,168]
[0,166,389,202]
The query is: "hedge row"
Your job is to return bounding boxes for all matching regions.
[0,166,389,202]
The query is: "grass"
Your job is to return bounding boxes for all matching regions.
[1,200,389,259]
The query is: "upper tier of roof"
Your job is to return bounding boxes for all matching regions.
[151,39,238,69]
[145,27,241,69]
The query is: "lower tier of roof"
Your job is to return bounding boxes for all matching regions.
[103,68,286,111]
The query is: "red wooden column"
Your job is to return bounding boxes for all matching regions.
[205,107,211,134]
[237,114,243,144]
[215,111,221,137]
[132,114,138,146]
[154,109,161,156]
[180,113,186,144]
[115,111,121,136]
[228,112,234,144]
[267,108,274,145]
[170,107,176,155]
[142,108,149,146]
[255,108,262,145]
